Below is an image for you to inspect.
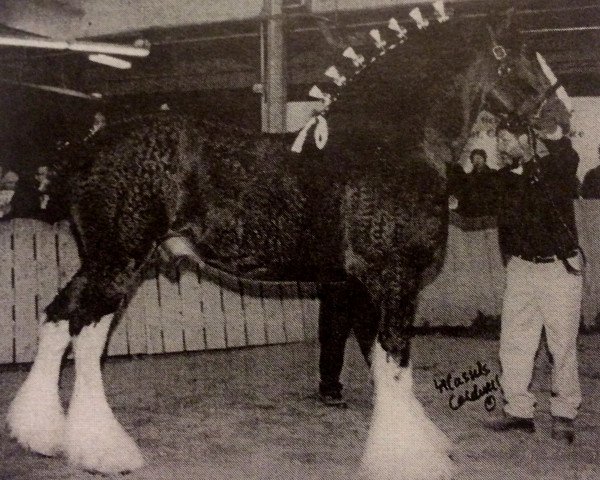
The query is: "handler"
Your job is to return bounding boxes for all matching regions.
[485,98,582,444]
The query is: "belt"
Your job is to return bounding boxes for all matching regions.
[517,250,578,264]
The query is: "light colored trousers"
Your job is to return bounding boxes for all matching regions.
[500,255,583,420]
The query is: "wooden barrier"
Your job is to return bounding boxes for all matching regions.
[0,219,320,364]
[416,200,600,329]
[1,202,600,364]
[416,215,505,327]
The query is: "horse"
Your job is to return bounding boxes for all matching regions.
[6,6,565,479]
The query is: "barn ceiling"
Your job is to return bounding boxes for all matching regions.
[0,0,600,108]
[0,0,598,100]
[0,0,598,175]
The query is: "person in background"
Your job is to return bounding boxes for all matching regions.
[447,149,498,217]
[580,145,600,199]
[0,168,19,219]
[470,148,492,174]
[318,280,378,407]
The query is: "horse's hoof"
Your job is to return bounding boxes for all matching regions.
[7,391,66,457]
[66,410,144,474]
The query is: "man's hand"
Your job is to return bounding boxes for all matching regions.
[448,195,459,210]
[531,97,570,139]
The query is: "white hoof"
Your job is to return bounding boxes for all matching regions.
[360,341,455,480]
[7,390,65,456]
[66,412,144,474]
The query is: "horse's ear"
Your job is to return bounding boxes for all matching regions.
[501,7,516,31]
[315,17,348,50]
[488,7,523,50]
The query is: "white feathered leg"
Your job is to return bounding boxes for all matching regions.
[360,340,454,480]
[7,319,70,456]
[65,315,144,474]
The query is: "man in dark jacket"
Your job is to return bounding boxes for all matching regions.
[487,119,582,444]
[581,146,600,199]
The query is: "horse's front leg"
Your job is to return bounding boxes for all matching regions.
[360,274,454,480]
[7,317,71,456]
[65,313,144,474]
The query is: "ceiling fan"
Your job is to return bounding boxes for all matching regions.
[0,25,150,99]
[0,35,150,69]
[0,78,102,99]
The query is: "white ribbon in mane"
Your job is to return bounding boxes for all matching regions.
[291,115,328,153]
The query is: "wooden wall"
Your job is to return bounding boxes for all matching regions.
[0,219,319,364]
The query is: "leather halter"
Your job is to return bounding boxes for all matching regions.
[482,26,560,132]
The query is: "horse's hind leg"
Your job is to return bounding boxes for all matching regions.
[7,318,71,456]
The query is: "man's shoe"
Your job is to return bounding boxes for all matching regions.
[486,414,535,433]
[319,392,348,409]
[552,416,575,444]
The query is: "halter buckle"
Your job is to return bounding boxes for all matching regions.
[492,45,507,61]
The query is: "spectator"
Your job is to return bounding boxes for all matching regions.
[470,148,492,174]
[447,149,498,217]
[0,168,19,219]
[581,146,600,199]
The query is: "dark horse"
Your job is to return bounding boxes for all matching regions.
[7,7,563,479]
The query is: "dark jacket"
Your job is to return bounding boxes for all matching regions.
[495,137,579,258]
[447,163,498,218]
[450,137,580,258]
[581,165,600,199]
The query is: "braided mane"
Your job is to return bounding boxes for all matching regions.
[298,12,496,178]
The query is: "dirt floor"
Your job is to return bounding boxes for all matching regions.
[1,333,600,480]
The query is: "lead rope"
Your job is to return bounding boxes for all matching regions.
[528,126,586,275]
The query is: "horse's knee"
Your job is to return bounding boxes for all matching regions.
[45,267,134,336]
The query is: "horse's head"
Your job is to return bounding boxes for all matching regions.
[295,5,570,176]
[450,9,571,167]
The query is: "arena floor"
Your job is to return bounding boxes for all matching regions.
[1,333,600,480]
